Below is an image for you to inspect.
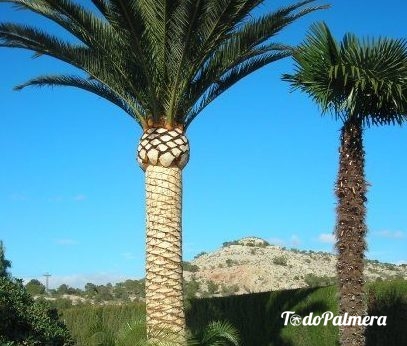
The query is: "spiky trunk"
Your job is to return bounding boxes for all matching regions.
[137,128,189,342]
[335,121,368,346]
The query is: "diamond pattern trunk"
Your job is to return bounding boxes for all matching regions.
[137,128,189,341]
[335,121,367,346]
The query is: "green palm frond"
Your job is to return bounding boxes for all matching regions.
[186,49,289,125]
[196,321,240,346]
[14,74,145,122]
[1,0,326,130]
[283,22,407,126]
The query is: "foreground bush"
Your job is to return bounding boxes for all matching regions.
[0,277,73,345]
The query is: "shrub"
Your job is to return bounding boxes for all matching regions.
[273,256,288,266]
[222,240,240,248]
[207,281,219,295]
[0,277,73,345]
[304,273,336,288]
[226,258,239,267]
[194,251,207,259]
[183,261,199,272]
[221,284,240,296]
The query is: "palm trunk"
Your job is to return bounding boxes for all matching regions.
[137,127,189,343]
[145,165,185,339]
[335,121,368,346]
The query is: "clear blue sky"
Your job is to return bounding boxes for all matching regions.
[1,1,406,288]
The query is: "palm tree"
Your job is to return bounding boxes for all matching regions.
[0,0,326,340]
[283,23,407,345]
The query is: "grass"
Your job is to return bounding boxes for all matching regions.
[61,304,145,345]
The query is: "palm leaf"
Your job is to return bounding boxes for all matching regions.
[1,0,326,129]
[283,22,407,126]
[198,321,240,346]
[14,74,147,126]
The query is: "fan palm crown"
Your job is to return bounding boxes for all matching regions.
[283,22,407,124]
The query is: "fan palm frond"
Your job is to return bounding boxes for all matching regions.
[283,22,407,126]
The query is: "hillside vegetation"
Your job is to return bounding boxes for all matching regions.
[27,237,407,307]
[186,237,406,296]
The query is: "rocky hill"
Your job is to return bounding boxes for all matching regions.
[183,237,407,297]
[33,236,406,305]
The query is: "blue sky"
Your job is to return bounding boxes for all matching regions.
[1,1,406,288]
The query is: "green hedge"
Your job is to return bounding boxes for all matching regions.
[60,280,407,346]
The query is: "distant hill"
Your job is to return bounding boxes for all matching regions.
[183,237,407,296]
[34,236,407,305]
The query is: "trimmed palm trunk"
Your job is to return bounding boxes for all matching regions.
[335,121,368,346]
[137,127,189,340]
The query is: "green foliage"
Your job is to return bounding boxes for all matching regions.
[222,240,240,248]
[0,241,11,278]
[222,239,271,248]
[194,252,207,259]
[221,284,240,296]
[184,278,201,311]
[0,243,72,344]
[187,285,339,345]
[225,259,239,267]
[51,298,74,311]
[92,285,114,303]
[76,279,145,302]
[0,276,74,345]
[365,279,407,345]
[55,280,407,345]
[0,0,325,129]
[206,281,220,295]
[303,273,336,288]
[183,261,199,272]
[190,321,240,346]
[25,279,46,296]
[185,279,200,299]
[121,279,146,299]
[272,256,288,266]
[56,284,82,296]
[61,304,145,346]
[283,22,407,126]
[115,318,240,346]
[115,318,147,346]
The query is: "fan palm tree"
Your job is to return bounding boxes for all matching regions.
[0,0,326,340]
[283,23,407,345]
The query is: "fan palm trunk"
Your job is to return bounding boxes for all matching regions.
[335,121,368,346]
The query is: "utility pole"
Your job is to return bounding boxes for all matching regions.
[43,272,51,294]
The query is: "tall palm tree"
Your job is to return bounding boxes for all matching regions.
[283,23,407,346]
[0,0,326,340]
